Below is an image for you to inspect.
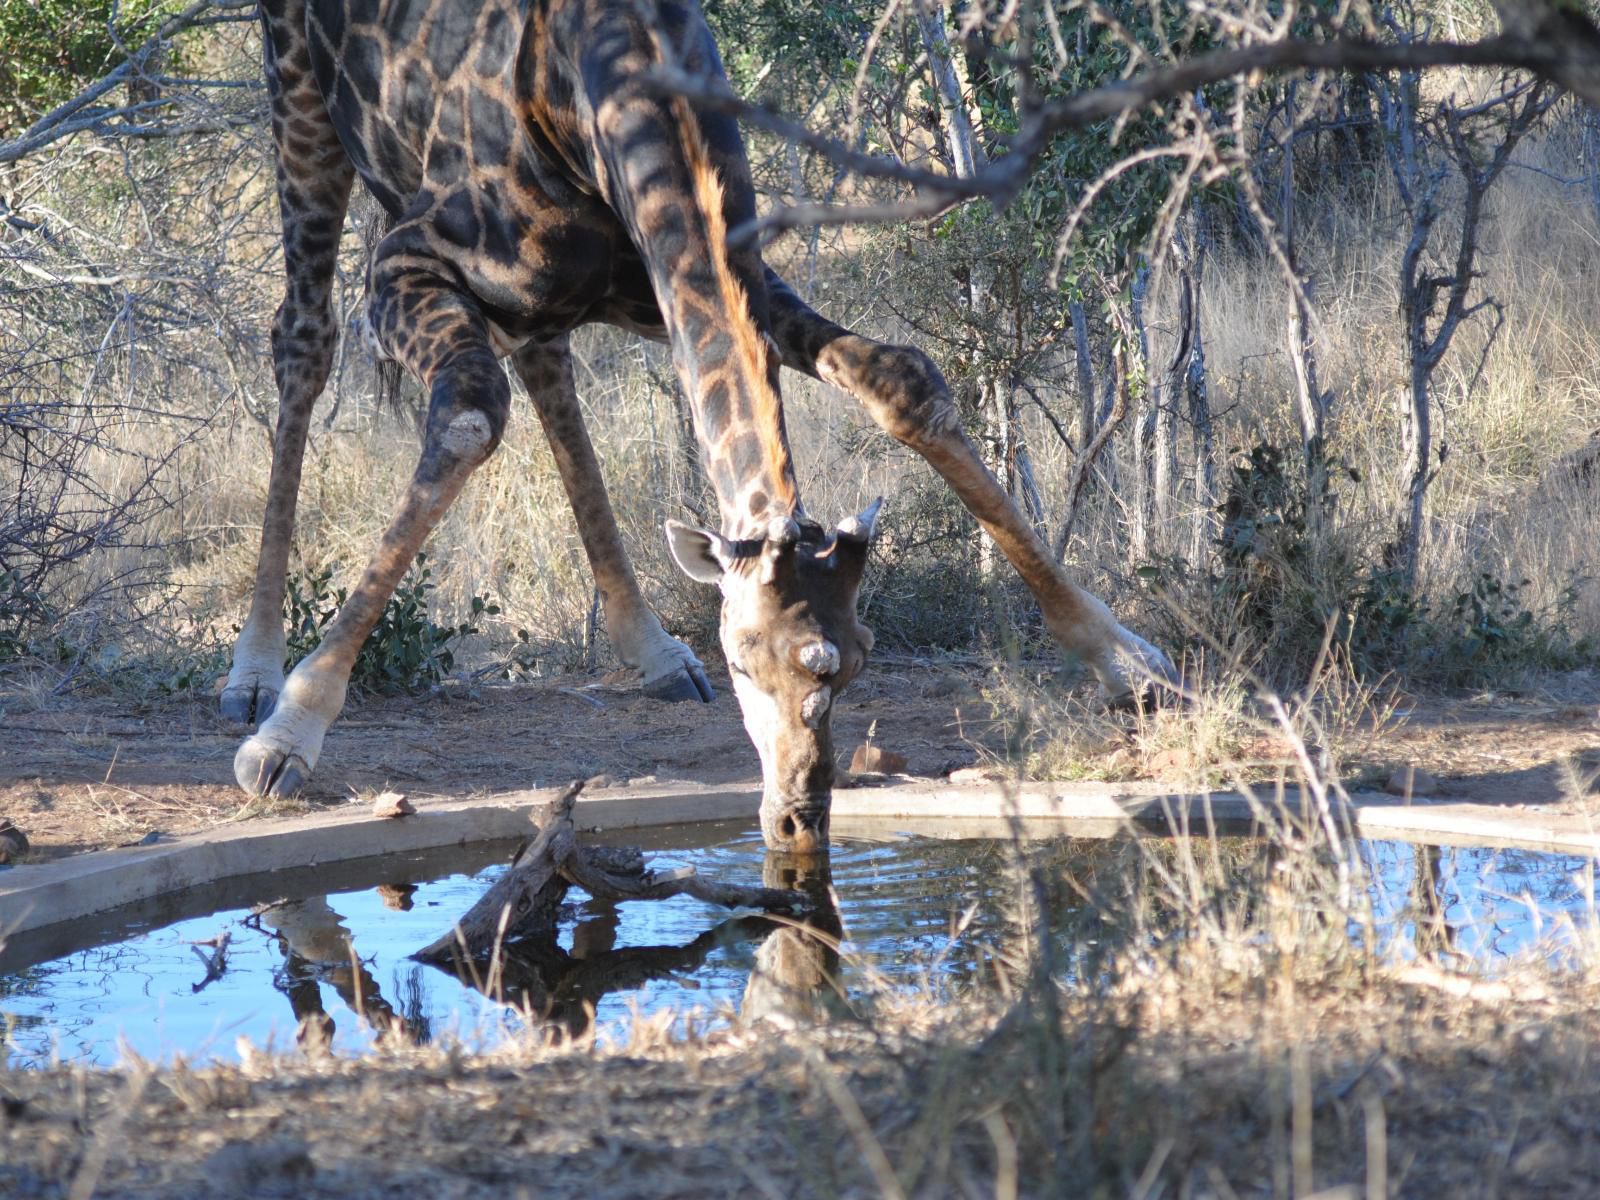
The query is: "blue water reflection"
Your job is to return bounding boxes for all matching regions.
[3,832,1594,1068]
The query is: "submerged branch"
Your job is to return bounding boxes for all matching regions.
[413,782,807,964]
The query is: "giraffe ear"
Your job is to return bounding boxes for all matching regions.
[665,520,729,584]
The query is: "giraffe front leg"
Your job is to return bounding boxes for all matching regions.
[764,270,1176,703]
[221,289,340,727]
[235,279,509,796]
[510,340,714,703]
[223,2,354,725]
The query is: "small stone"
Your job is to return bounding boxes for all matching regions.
[1510,1136,1565,1180]
[849,744,908,775]
[1146,747,1197,776]
[376,883,416,911]
[0,819,28,865]
[1384,766,1439,797]
[370,792,416,818]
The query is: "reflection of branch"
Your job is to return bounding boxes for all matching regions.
[422,914,775,1039]
[649,29,1600,244]
[414,782,808,963]
[561,844,809,911]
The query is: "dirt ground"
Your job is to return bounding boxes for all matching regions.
[1,658,1597,864]
[0,656,997,863]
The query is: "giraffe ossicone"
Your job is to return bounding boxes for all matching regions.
[227,0,1174,854]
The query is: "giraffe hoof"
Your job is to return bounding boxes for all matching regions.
[234,739,311,798]
[220,684,279,726]
[642,664,716,703]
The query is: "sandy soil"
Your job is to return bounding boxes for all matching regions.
[1,660,1596,864]
[0,657,997,863]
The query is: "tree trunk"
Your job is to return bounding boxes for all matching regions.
[1070,299,1096,452]
[917,7,983,179]
[1177,214,1217,566]
[1129,266,1155,562]
[1280,106,1332,517]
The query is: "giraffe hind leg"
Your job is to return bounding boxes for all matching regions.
[235,252,509,797]
[763,268,1176,702]
[510,339,714,703]
[223,0,356,725]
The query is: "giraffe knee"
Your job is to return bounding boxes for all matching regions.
[821,340,958,448]
[270,300,338,397]
[424,361,510,470]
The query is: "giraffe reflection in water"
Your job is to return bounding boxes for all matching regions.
[257,894,429,1049]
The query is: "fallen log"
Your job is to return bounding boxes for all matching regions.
[414,781,809,965]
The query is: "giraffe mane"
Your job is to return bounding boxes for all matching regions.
[669,96,798,518]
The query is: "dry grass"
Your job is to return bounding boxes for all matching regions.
[7,755,1600,1197]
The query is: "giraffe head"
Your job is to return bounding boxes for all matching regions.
[666,500,881,854]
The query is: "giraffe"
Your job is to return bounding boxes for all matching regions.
[226,0,1174,853]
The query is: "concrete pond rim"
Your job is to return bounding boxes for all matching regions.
[3,776,1598,962]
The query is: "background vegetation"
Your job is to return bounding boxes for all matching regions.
[2,0,1598,700]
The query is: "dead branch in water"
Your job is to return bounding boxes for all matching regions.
[413,782,809,964]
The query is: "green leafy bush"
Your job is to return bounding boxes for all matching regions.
[1143,442,1595,684]
[284,555,499,696]
[0,0,184,136]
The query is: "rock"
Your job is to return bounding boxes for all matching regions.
[0,819,28,865]
[376,883,416,911]
[1146,747,1197,776]
[849,743,908,775]
[1383,766,1439,797]
[370,792,416,818]
[203,1136,316,1196]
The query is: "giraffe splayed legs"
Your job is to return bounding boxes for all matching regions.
[229,0,1174,851]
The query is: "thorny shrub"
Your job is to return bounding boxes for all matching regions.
[1139,441,1595,685]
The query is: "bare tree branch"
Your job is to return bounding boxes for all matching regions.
[649,27,1600,246]
[0,0,260,166]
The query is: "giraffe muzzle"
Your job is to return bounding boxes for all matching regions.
[763,800,830,856]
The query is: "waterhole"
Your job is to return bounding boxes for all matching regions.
[2,825,1594,1068]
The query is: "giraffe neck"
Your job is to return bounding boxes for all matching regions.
[663,85,803,542]
[677,333,803,543]
[527,0,804,541]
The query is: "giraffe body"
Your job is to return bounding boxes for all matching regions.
[228,0,1174,852]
